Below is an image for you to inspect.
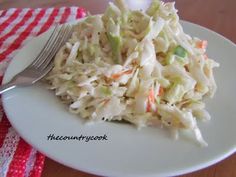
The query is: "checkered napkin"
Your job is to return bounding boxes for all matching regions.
[0,7,86,177]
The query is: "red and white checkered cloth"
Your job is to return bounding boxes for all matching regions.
[0,7,86,177]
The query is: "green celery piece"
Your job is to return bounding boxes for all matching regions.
[165,45,187,65]
[107,32,122,64]
[174,45,187,58]
[156,96,161,104]
[100,86,112,96]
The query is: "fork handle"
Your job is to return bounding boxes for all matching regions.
[0,82,17,94]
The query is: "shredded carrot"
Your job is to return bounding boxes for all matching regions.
[158,86,164,96]
[123,69,133,75]
[146,88,155,112]
[148,88,155,103]
[146,101,152,112]
[196,40,208,49]
[102,99,110,105]
[111,69,132,79]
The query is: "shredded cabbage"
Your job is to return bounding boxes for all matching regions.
[46,0,219,147]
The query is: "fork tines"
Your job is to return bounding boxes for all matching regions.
[29,24,73,70]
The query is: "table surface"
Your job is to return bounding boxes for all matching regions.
[1,0,236,177]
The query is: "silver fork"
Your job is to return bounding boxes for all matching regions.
[0,24,73,94]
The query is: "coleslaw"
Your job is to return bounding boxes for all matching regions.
[46,0,219,146]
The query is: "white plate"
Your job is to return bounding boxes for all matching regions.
[2,20,236,177]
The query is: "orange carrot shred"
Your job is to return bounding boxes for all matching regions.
[196,40,208,49]
[148,88,155,103]
[146,87,155,112]
[158,86,164,96]
[146,101,152,112]
[111,69,132,80]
